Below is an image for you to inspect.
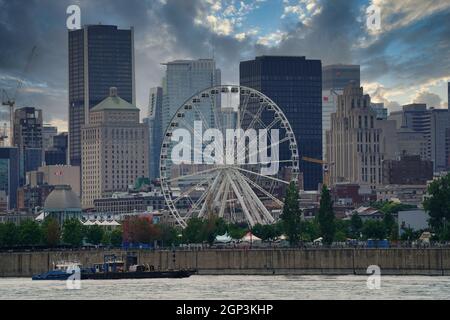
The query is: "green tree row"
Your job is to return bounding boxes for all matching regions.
[0,218,122,248]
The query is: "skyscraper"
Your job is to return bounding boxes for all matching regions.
[389,104,450,172]
[240,56,323,191]
[13,107,43,183]
[326,84,397,189]
[81,88,148,208]
[161,59,221,133]
[322,64,360,91]
[42,125,58,151]
[0,147,19,210]
[322,65,360,160]
[69,25,135,167]
[146,87,163,181]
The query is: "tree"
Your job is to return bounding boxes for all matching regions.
[317,185,335,245]
[86,225,104,245]
[423,174,450,238]
[383,212,397,240]
[18,220,42,246]
[0,222,19,247]
[252,224,278,241]
[227,223,247,240]
[362,220,386,240]
[350,214,363,239]
[62,219,85,247]
[280,182,302,245]
[110,228,123,247]
[299,220,320,242]
[182,218,207,244]
[41,217,60,247]
[101,231,111,246]
[158,224,181,247]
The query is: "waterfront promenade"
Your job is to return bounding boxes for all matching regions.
[1,248,450,277]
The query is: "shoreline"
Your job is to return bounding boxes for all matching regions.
[1,248,450,277]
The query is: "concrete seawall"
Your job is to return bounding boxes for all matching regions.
[1,249,450,277]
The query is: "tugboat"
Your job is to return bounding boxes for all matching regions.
[32,253,196,280]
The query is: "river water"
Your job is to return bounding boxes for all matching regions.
[0,276,449,300]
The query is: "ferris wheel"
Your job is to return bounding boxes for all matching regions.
[160,85,300,228]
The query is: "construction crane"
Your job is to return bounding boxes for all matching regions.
[1,46,37,146]
[302,156,334,187]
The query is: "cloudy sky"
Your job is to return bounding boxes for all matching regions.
[0,0,449,131]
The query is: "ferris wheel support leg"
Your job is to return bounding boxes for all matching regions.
[218,180,230,219]
[198,171,223,219]
[226,172,256,227]
[233,170,273,225]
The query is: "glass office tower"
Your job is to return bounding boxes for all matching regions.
[69,25,135,167]
[0,147,20,210]
[240,56,323,191]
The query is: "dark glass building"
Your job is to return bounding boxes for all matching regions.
[13,107,43,185]
[45,133,68,165]
[322,64,360,91]
[0,147,20,210]
[69,25,135,167]
[240,56,323,191]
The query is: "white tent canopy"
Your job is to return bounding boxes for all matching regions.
[241,232,262,243]
[215,233,233,243]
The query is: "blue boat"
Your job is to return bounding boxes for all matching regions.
[32,262,83,280]
[32,255,196,280]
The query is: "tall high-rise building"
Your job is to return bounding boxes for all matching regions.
[326,84,397,189]
[13,107,43,183]
[161,59,221,133]
[69,25,135,167]
[240,56,323,190]
[389,104,449,172]
[322,64,360,91]
[145,87,163,181]
[45,132,68,166]
[81,88,148,208]
[42,125,58,151]
[322,65,360,161]
[370,103,388,120]
[0,147,19,210]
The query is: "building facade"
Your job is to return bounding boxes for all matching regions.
[13,107,43,182]
[69,25,135,167]
[162,59,221,134]
[28,165,81,196]
[45,132,68,165]
[326,84,397,189]
[382,155,433,185]
[146,87,163,181]
[240,56,323,190]
[81,88,148,208]
[42,125,58,151]
[0,147,19,210]
[389,104,450,173]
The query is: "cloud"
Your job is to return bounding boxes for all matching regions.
[413,91,443,108]
[0,0,449,133]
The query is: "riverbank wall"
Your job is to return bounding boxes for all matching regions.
[1,248,450,277]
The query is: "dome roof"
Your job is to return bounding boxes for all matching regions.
[44,185,81,210]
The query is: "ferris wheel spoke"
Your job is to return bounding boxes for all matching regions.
[231,170,275,224]
[165,167,220,183]
[238,92,251,129]
[198,171,223,218]
[244,136,291,161]
[237,171,284,207]
[234,167,289,185]
[210,94,223,133]
[192,102,213,132]
[172,172,219,204]
[226,171,256,226]
[190,172,221,218]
